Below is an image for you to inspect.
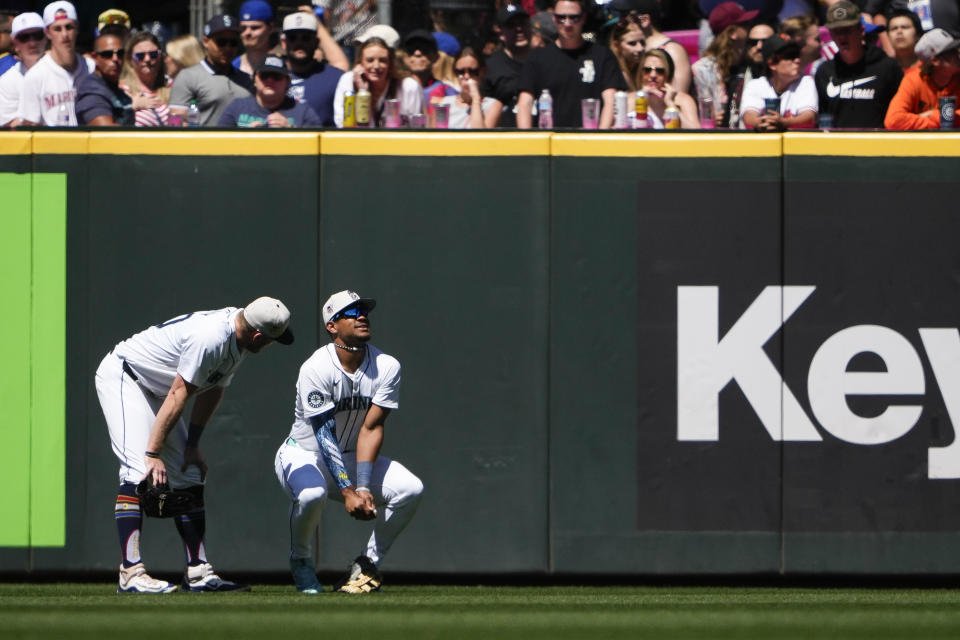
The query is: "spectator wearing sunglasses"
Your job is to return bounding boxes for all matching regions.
[170,15,254,126]
[402,29,458,113]
[17,1,94,126]
[0,12,47,128]
[483,3,532,128]
[219,55,321,127]
[517,0,627,128]
[741,34,817,131]
[282,10,344,127]
[611,0,693,95]
[118,32,171,127]
[436,47,495,128]
[638,49,699,128]
[76,32,133,125]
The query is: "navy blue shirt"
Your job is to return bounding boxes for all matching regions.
[288,61,343,127]
[76,73,134,125]
[218,95,322,127]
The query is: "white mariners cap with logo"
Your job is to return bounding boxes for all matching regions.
[13,12,45,38]
[43,1,78,27]
[322,290,376,324]
[283,11,319,33]
[243,296,294,344]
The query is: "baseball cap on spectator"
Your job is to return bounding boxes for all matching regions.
[762,32,801,60]
[824,1,861,30]
[433,31,460,56]
[256,54,290,77]
[403,29,437,54]
[496,3,529,25]
[43,1,77,27]
[240,0,273,22]
[204,14,241,37]
[322,290,376,324]
[12,12,44,38]
[97,9,130,31]
[531,11,558,40]
[708,2,758,35]
[244,296,294,344]
[283,11,319,33]
[611,0,661,16]
[355,24,400,48]
[915,27,960,61]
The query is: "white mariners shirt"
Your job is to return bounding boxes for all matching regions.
[16,52,94,125]
[740,75,818,120]
[0,61,29,127]
[113,307,247,397]
[288,343,400,453]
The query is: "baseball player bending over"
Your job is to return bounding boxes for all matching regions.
[95,297,294,593]
[275,290,424,594]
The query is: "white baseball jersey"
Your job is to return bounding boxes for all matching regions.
[741,75,818,120]
[16,52,93,125]
[288,343,400,453]
[113,307,247,397]
[0,61,28,127]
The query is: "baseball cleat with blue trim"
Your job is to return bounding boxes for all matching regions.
[334,555,382,594]
[182,562,250,592]
[290,557,323,594]
[117,563,178,594]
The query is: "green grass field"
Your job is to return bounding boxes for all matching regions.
[2,584,959,639]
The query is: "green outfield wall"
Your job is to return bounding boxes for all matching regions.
[1,130,959,576]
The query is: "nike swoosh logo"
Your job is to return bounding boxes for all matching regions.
[826,80,841,98]
[852,75,877,87]
[826,75,877,98]
[333,379,339,385]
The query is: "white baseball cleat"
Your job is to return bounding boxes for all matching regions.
[290,557,323,594]
[182,562,250,592]
[117,563,177,594]
[334,555,382,594]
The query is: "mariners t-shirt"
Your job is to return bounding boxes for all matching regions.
[815,46,903,129]
[17,53,94,125]
[113,307,247,396]
[288,343,400,453]
[517,41,626,127]
[289,61,343,126]
[218,95,322,127]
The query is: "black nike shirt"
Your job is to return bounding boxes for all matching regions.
[815,46,903,129]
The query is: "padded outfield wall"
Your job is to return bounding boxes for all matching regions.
[1,130,959,576]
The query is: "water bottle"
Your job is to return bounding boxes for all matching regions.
[58,102,70,126]
[537,89,553,129]
[186,100,200,127]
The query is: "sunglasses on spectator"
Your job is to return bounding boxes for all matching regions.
[747,37,764,47]
[554,13,582,23]
[285,31,314,42]
[95,49,124,59]
[132,49,161,62]
[16,30,45,42]
[643,65,667,74]
[332,304,370,321]
[215,37,241,48]
[258,72,287,81]
[455,66,480,76]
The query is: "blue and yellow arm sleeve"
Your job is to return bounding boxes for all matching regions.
[309,410,352,491]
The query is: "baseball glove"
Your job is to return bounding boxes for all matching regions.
[136,477,201,518]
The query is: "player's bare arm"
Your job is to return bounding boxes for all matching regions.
[144,374,198,485]
[355,404,391,513]
[179,385,224,480]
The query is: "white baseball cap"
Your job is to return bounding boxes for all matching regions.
[12,12,45,38]
[283,11,319,33]
[322,290,376,324]
[243,296,294,344]
[354,24,400,49]
[915,28,960,61]
[43,1,78,27]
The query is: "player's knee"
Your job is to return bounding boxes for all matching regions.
[396,474,424,507]
[296,485,328,509]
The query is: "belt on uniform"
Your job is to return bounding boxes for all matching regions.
[122,360,139,381]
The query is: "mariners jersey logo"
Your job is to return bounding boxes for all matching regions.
[307,390,324,408]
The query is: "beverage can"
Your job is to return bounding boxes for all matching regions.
[939,96,956,130]
[764,97,781,114]
[356,88,371,126]
[664,106,680,129]
[818,112,833,130]
[613,91,628,129]
[634,90,648,117]
[435,102,450,129]
[581,98,599,129]
[343,90,356,128]
[384,99,401,128]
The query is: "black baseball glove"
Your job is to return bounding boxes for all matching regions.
[136,477,201,518]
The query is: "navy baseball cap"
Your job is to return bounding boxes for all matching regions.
[402,29,437,53]
[256,55,290,77]
[496,3,529,25]
[203,14,241,37]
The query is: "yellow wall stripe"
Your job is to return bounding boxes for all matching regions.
[0,133,32,155]
[321,131,552,156]
[88,131,321,155]
[551,133,783,157]
[783,132,960,157]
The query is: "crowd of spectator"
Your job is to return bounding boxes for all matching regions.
[1,0,958,131]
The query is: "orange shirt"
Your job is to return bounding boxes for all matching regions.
[884,66,960,130]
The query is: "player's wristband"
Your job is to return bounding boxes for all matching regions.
[186,423,203,447]
[356,461,373,488]
[144,450,160,459]
[355,486,371,493]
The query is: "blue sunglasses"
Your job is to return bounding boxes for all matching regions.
[332,304,370,321]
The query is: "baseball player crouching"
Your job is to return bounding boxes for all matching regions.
[275,290,424,594]
[95,297,294,593]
